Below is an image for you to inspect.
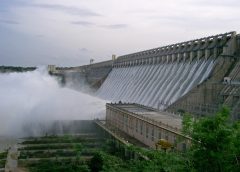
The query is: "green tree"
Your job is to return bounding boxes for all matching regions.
[182,113,194,136]
[183,106,240,172]
[89,152,104,172]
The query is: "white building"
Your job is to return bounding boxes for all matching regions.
[106,103,191,151]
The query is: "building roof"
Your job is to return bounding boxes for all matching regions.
[107,103,182,130]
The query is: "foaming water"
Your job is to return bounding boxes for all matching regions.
[0,67,106,137]
[97,59,214,109]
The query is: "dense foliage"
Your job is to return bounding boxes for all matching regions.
[29,159,90,172]
[0,152,7,159]
[183,107,240,172]
[0,152,7,169]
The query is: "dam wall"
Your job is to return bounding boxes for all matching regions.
[50,60,113,89]
[84,60,113,88]
[97,32,239,113]
[98,59,215,110]
[50,31,240,118]
[167,34,240,119]
[166,56,233,116]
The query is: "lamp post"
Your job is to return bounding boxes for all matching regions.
[90,58,94,64]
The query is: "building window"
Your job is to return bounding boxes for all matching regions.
[136,119,138,132]
[146,125,149,138]
[129,117,133,130]
[151,128,154,141]
[140,122,143,135]
[158,130,161,139]
[174,136,177,145]
[182,143,187,151]
[165,134,168,141]
[124,115,128,128]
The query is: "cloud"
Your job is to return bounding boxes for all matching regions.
[101,24,128,29]
[70,21,129,29]
[0,19,20,25]
[79,48,90,52]
[36,34,44,38]
[70,22,128,29]
[190,0,240,7]
[0,0,239,66]
[71,21,95,26]
[31,3,101,17]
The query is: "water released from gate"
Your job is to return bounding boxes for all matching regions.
[97,59,214,109]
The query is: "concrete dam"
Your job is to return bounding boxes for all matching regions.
[98,59,214,109]
[51,31,240,119]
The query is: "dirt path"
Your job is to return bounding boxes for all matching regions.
[5,145,18,172]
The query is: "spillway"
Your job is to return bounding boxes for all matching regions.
[97,59,215,110]
[52,31,237,117]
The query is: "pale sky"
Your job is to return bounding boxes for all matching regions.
[0,0,239,66]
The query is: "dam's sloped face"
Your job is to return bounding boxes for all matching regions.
[97,59,214,109]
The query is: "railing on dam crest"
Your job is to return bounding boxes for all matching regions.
[113,32,237,67]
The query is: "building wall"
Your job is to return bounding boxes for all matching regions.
[106,105,191,151]
[47,65,56,73]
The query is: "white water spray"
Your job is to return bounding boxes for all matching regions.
[0,67,105,137]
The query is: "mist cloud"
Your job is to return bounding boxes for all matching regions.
[0,67,106,137]
[101,24,128,29]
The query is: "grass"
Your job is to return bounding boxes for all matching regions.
[18,134,103,171]
[19,142,100,150]
[27,159,90,172]
[21,137,98,144]
[0,159,6,168]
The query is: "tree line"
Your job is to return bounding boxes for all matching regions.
[0,66,36,73]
